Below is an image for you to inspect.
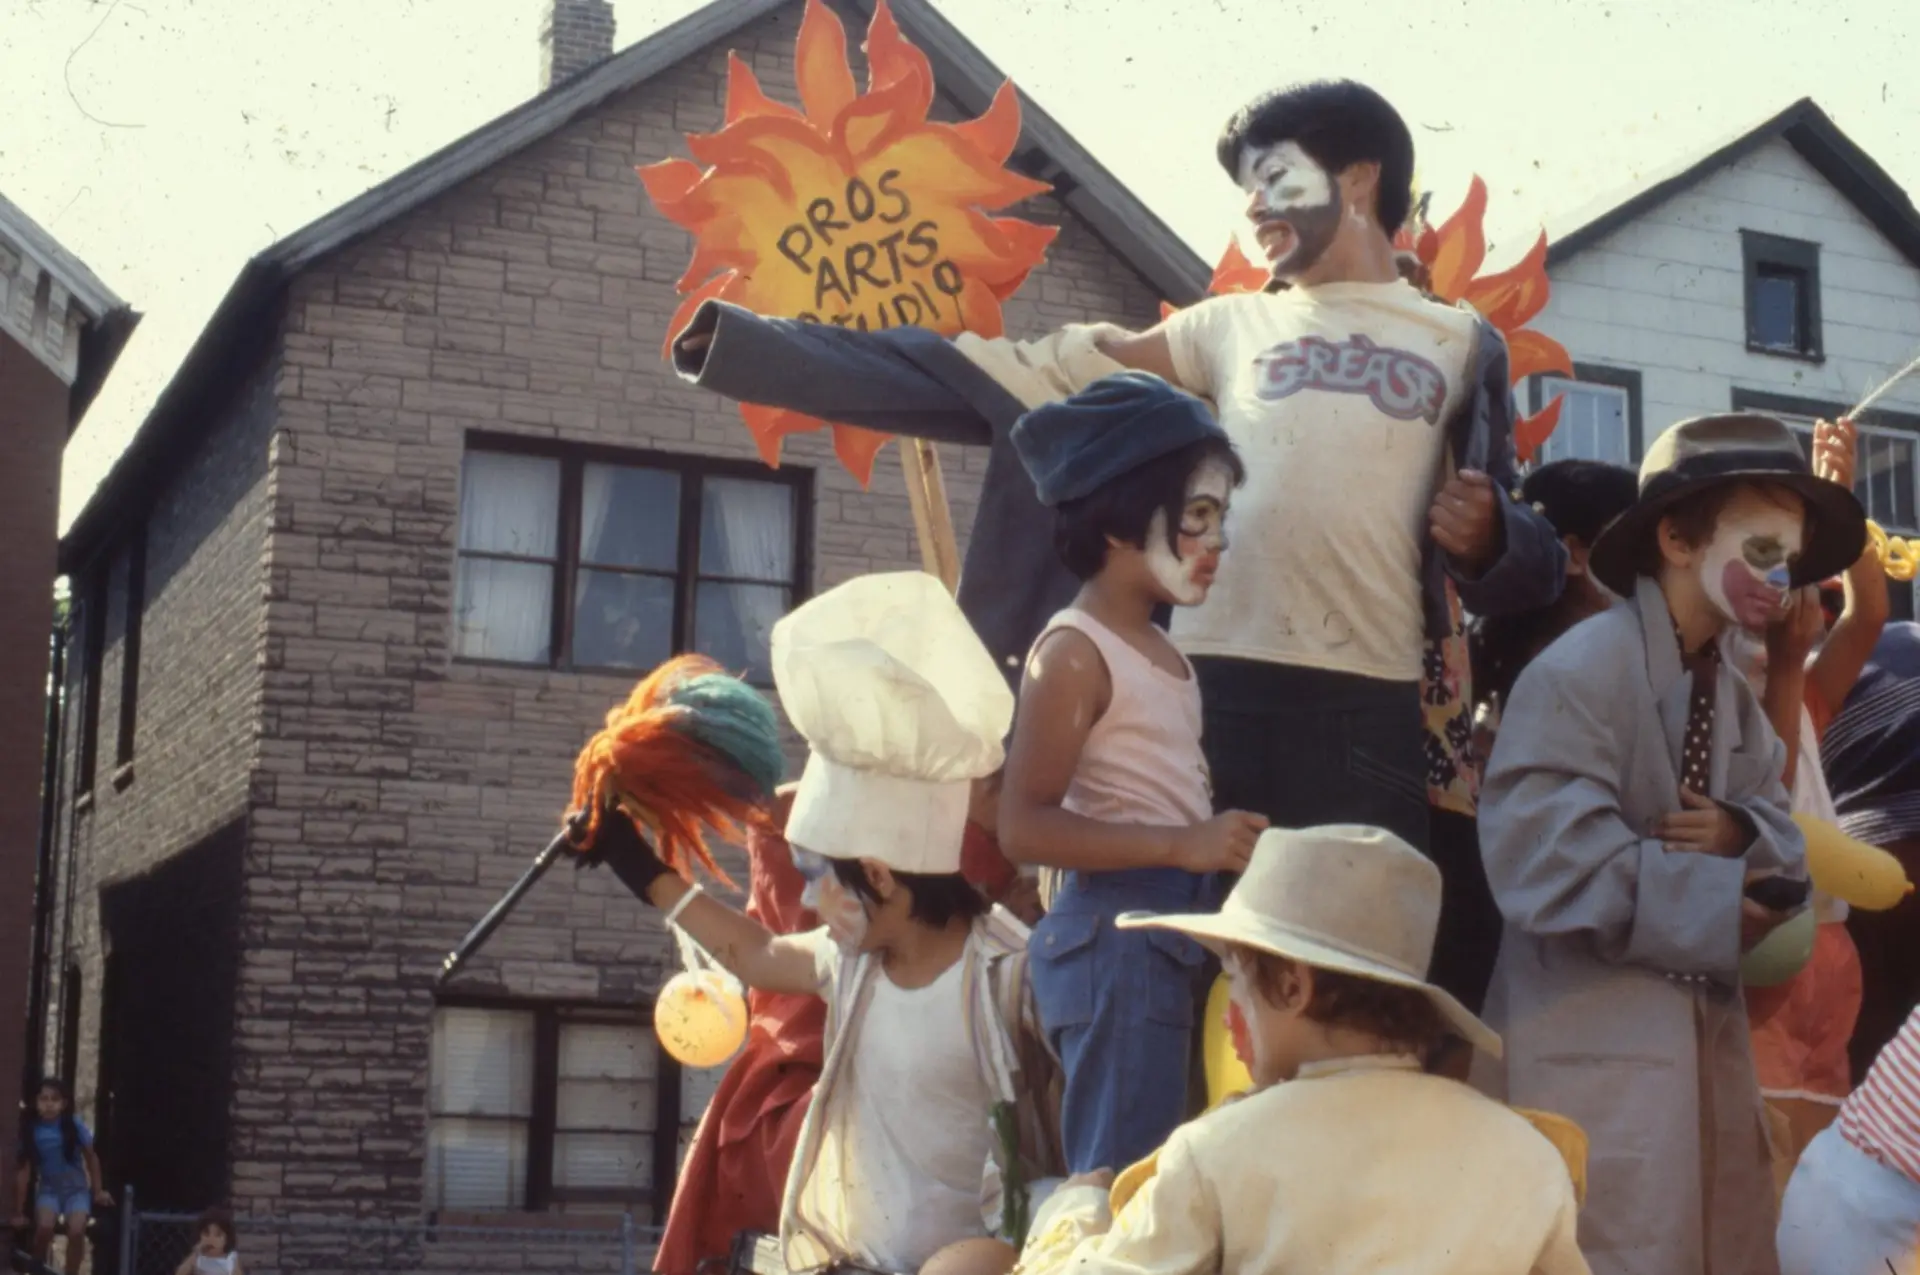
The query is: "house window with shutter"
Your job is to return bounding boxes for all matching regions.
[1741,231,1823,362]
[427,1004,680,1216]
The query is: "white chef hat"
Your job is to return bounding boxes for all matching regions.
[772,572,1014,875]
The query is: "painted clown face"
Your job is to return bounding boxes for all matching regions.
[1237,140,1342,278]
[1689,485,1804,629]
[1696,488,1806,630]
[1145,456,1234,606]
[792,847,870,953]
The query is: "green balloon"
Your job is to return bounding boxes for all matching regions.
[1741,907,1817,988]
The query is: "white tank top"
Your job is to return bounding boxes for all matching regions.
[1036,608,1213,829]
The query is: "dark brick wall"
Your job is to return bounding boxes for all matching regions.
[39,352,279,1170]
[540,0,616,89]
[0,334,65,1189]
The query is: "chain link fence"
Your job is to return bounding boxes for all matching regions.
[120,1195,659,1275]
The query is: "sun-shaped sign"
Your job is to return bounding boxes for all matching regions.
[639,0,1059,487]
[1169,177,1575,462]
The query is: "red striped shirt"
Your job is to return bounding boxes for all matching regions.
[1839,1008,1920,1185]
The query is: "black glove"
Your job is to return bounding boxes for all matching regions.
[574,806,672,904]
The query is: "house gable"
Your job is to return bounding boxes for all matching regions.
[58,0,1204,574]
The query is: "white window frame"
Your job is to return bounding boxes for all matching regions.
[1528,363,1644,467]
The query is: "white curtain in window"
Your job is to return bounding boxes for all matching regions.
[455,560,553,663]
[700,479,792,580]
[553,1022,657,1199]
[459,453,560,558]
[428,1008,535,1210]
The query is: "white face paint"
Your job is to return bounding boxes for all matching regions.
[1221,950,1271,1081]
[1236,141,1341,276]
[1145,457,1234,606]
[1695,488,1806,631]
[1238,140,1333,214]
[794,848,870,953]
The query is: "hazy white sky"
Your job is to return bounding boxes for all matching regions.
[4,0,1916,528]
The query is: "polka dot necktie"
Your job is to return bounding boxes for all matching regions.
[1675,621,1718,793]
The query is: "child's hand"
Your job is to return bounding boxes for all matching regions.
[1064,1169,1115,1192]
[1174,811,1267,874]
[1765,587,1825,663]
[93,1188,113,1208]
[1813,418,1858,490]
[1657,788,1749,857]
[1740,897,1793,952]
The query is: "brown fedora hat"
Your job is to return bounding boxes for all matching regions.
[1588,412,1866,598]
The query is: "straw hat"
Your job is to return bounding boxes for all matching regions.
[1118,824,1501,1057]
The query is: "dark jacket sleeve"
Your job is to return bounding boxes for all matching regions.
[1445,318,1567,619]
[672,300,1075,695]
[672,301,1016,447]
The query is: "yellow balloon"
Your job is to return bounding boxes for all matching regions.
[1741,906,1817,988]
[1870,521,1920,582]
[655,969,748,1069]
[1202,974,1253,1109]
[1795,814,1916,912]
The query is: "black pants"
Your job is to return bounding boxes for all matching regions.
[1195,657,1500,1014]
[1196,657,1430,850]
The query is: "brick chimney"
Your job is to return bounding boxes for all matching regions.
[540,0,616,89]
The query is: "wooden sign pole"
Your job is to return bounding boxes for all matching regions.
[899,437,961,595]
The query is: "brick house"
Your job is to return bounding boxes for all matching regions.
[0,191,133,1190]
[36,0,1204,1233]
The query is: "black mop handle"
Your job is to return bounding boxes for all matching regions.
[439,825,574,985]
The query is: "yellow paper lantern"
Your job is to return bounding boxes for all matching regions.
[1741,906,1817,988]
[1796,813,1915,912]
[655,969,748,1069]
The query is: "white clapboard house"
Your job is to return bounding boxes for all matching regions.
[1529,98,1920,617]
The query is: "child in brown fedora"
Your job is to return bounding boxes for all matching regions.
[1477,411,1867,1275]
[1013,824,1588,1275]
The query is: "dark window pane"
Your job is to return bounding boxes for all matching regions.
[581,464,681,571]
[459,452,561,558]
[1862,434,1917,529]
[694,581,789,684]
[573,569,675,670]
[1891,582,1916,623]
[455,559,554,663]
[699,479,794,581]
[1753,269,1802,351]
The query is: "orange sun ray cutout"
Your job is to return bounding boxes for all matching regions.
[640,0,1058,487]
[1177,177,1574,463]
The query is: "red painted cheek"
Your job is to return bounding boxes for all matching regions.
[1226,1001,1254,1068]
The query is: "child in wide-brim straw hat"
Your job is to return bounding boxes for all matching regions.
[1015,824,1589,1275]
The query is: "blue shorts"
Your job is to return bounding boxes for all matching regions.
[35,1190,91,1221]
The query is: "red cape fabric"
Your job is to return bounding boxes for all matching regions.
[653,816,1020,1274]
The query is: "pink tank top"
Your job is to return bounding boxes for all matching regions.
[1036,608,1214,828]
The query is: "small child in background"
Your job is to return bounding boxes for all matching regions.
[10,1077,112,1275]
[173,1208,243,1275]
[997,372,1267,1176]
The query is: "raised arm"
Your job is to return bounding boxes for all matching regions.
[1091,326,1184,387]
[1807,418,1889,718]
[672,301,1000,447]
[998,630,1261,875]
[592,809,825,998]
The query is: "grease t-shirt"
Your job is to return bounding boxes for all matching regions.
[1163,281,1477,681]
